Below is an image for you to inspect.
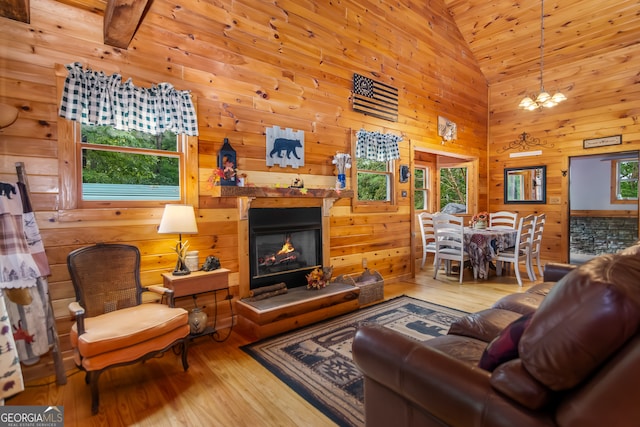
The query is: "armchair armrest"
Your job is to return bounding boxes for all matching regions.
[144,285,176,307]
[68,301,86,335]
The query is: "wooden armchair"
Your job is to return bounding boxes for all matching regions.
[67,243,190,414]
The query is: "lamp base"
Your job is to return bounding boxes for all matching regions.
[172,258,191,276]
[172,269,191,276]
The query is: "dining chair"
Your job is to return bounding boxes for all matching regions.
[529,213,546,280]
[67,243,191,414]
[493,214,536,286]
[432,213,469,284]
[489,211,518,229]
[418,212,437,269]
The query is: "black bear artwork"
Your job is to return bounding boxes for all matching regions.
[0,182,16,199]
[269,138,302,159]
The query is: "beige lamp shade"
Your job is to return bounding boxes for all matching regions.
[158,204,198,235]
[0,103,19,129]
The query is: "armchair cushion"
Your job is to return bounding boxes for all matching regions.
[74,324,190,371]
[70,304,188,359]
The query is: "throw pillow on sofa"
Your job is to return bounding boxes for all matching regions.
[478,312,534,371]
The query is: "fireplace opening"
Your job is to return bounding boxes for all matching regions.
[249,207,322,290]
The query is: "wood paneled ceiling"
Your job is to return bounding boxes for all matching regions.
[4,0,640,85]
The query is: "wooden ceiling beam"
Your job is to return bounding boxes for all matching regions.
[103,0,152,49]
[0,0,29,23]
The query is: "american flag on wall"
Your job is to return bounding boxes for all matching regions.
[352,73,398,122]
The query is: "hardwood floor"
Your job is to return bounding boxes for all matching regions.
[7,263,539,426]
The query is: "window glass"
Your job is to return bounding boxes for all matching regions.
[80,124,181,202]
[614,159,638,201]
[414,167,428,210]
[356,158,391,201]
[440,167,467,213]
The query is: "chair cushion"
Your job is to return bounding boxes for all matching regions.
[478,312,533,371]
[70,304,188,358]
[80,324,190,371]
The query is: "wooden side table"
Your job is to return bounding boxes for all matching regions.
[162,268,233,341]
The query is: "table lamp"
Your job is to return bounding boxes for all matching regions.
[158,204,198,275]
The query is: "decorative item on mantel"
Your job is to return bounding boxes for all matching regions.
[217,138,237,186]
[471,211,489,229]
[290,175,304,189]
[332,152,352,190]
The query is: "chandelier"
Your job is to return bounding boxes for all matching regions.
[519,0,567,110]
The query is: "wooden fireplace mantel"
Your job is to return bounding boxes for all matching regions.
[212,186,354,219]
[212,185,353,199]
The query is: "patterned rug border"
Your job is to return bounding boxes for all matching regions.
[241,295,468,427]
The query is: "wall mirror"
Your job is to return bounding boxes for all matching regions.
[504,165,546,204]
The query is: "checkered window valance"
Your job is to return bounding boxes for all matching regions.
[58,62,198,136]
[355,129,402,162]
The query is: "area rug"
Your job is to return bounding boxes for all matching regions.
[241,295,467,427]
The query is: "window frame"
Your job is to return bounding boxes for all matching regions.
[610,158,639,204]
[413,165,429,211]
[351,155,398,213]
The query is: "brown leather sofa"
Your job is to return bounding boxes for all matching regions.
[352,249,640,427]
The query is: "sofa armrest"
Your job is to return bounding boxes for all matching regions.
[353,324,492,426]
[542,262,577,282]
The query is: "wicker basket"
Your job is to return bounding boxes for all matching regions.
[334,269,384,305]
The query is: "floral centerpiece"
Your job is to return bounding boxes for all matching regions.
[472,211,489,229]
[306,267,329,290]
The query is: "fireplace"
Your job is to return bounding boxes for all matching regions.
[248,207,323,290]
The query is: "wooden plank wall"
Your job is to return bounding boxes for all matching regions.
[0,0,488,380]
[487,43,640,263]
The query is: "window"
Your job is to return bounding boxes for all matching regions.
[80,125,183,202]
[440,167,468,213]
[356,158,392,201]
[414,166,429,210]
[55,63,198,211]
[611,158,638,204]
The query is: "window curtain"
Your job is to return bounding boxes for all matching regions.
[355,129,402,161]
[58,62,198,136]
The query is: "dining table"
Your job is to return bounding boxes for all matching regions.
[463,227,518,279]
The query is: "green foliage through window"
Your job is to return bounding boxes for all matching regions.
[616,159,638,200]
[80,125,181,201]
[440,167,467,211]
[414,167,427,210]
[357,158,390,201]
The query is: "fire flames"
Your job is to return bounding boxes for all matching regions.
[277,236,295,255]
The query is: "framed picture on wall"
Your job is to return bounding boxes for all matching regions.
[583,135,622,149]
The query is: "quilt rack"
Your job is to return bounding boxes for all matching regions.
[14,162,66,386]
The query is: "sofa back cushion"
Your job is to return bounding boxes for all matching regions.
[519,252,640,390]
